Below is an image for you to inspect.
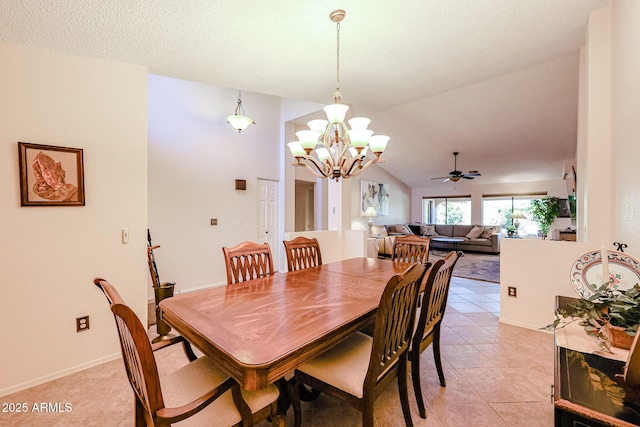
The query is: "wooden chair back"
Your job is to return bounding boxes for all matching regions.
[283,236,322,271]
[222,241,275,285]
[93,278,164,427]
[366,262,425,390]
[414,251,462,346]
[410,250,462,418]
[392,234,431,264]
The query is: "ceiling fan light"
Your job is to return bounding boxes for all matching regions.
[369,135,390,153]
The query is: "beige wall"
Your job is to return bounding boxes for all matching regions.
[0,43,148,395]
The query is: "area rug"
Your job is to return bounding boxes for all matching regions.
[430,250,500,283]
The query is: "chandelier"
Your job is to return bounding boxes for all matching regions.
[287,9,390,181]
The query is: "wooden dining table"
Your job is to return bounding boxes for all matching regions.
[159,257,413,391]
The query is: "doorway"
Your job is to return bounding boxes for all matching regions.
[258,179,279,268]
[294,180,315,232]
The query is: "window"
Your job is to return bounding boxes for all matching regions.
[422,197,471,224]
[482,194,545,236]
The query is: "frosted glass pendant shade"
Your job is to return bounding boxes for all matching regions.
[296,130,321,150]
[347,129,373,148]
[227,115,254,132]
[307,119,329,134]
[316,147,331,161]
[348,117,371,130]
[369,135,390,153]
[287,141,306,157]
[323,103,349,123]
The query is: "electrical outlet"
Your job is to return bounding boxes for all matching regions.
[76,316,90,332]
[210,218,218,226]
[508,286,517,298]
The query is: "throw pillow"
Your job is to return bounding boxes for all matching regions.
[420,224,437,237]
[395,224,413,235]
[371,225,387,237]
[481,226,497,238]
[466,225,484,239]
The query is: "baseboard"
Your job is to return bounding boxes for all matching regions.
[0,352,121,398]
[498,316,551,333]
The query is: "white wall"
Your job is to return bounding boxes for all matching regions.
[500,2,640,330]
[148,75,282,295]
[0,43,148,395]
[350,164,412,232]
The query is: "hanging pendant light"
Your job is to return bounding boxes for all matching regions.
[286,9,390,181]
[227,90,255,133]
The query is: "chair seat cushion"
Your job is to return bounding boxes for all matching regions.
[162,356,279,426]
[297,332,372,399]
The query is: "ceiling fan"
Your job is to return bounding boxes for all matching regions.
[430,152,481,182]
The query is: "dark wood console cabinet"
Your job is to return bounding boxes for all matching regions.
[554,296,640,426]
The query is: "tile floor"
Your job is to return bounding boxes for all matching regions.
[0,277,555,426]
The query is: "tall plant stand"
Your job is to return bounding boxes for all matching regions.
[148,230,176,343]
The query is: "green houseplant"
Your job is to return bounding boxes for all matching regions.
[529,196,559,239]
[544,282,640,352]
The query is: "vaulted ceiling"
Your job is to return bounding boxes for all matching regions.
[0,0,610,188]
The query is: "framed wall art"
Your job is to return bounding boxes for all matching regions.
[18,142,85,206]
[361,180,390,216]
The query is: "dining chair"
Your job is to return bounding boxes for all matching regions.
[222,241,275,285]
[290,263,427,427]
[93,278,283,427]
[283,236,322,271]
[392,234,431,264]
[410,250,463,419]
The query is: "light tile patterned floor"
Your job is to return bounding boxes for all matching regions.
[0,277,555,426]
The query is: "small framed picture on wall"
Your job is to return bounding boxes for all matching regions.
[18,142,85,206]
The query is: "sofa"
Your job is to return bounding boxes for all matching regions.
[408,223,501,254]
[370,223,501,256]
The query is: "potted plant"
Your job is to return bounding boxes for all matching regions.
[529,196,559,239]
[505,225,516,237]
[544,282,640,351]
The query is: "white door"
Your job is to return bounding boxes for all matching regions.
[258,179,279,269]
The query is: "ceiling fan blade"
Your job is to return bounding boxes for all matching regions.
[465,172,481,177]
[462,176,475,179]
[430,176,450,180]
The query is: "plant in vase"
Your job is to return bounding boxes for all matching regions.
[505,225,516,237]
[529,196,559,239]
[544,281,640,352]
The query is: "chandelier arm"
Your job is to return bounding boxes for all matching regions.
[297,155,332,178]
[292,161,330,179]
[349,157,386,178]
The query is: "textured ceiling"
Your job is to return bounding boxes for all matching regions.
[0,0,610,188]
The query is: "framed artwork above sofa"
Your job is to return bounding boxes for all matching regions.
[361,180,389,217]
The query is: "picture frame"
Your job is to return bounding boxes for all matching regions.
[361,180,390,216]
[18,142,85,206]
[558,198,571,218]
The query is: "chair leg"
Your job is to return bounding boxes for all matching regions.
[182,341,198,362]
[410,350,427,419]
[134,397,146,427]
[362,394,375,427]
[289,375,303,427]
[433,329,446,387]
[398,359,414,427]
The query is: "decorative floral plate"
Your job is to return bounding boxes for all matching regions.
[570,250,640,299]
